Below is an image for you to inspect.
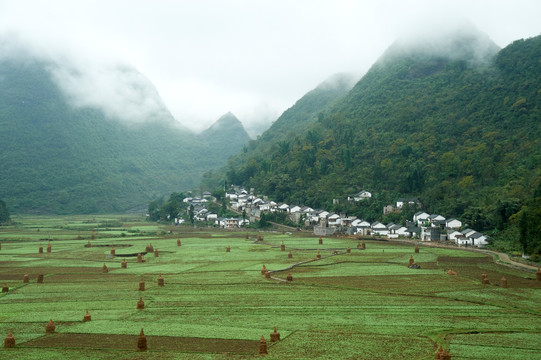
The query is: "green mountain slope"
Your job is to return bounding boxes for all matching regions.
[200,72,357,187]
[0,54,249,214]
[212,32,541,235]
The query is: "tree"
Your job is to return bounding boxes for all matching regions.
[0,199,10,223]
[188,204,195,225]
[258,212,269,228]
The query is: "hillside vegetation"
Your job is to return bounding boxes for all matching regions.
[206,33,541,254]
[0,53,250,214]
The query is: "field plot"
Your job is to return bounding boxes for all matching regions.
[0,215,540,359]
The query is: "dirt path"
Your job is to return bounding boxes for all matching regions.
[477,249,539,271]
[392,238,539,272]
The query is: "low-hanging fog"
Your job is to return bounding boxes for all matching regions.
[0,0,539,136]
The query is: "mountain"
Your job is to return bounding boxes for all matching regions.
[200,72,357,188]
[199,112,250,147]
[0,48,249,214]
[207,31,541,238]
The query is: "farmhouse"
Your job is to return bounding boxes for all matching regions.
[348,190,372,201]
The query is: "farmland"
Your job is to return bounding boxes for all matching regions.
[0,215,540,359]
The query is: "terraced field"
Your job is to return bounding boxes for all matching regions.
[0,215,539,359]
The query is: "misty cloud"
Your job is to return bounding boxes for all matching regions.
[50,61,174,124]
[386,20,501,64]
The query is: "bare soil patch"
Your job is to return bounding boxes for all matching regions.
[22,333,258,354]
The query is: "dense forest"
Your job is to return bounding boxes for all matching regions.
[0,52,250,214]
[202,33,541,255]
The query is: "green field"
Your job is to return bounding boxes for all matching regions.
[0,215,540,359]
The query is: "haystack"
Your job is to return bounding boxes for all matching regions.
[85,241,91,248]
[102,263,109,273]
[23,274,29,283]
[121,259,127,269]
[83,309,91,322]
[46,242,52,253]
[38,245,43,254]
[154,248,159,257]
[481,273,490,285]
[500,277,508,288]
[110,246,115,256]
[157,274,164,287]
[139,279,145,291]
[264,271,271,279]
[319,237,323,245]
[408,255,415,267]
[316,251,321,259]
[447,269,458,276]
[333,249,338,255]
[280,241,285,251]
[261,265,267,275]
[4,332,15,348]
[346,247,351,253]
[136,297,145,309]
[45,319,55,333]
[137,253,143,262]
[286,273,293,282]
[415,245,420,253]
[258,335,268,355]
[226,246,231,252]
[37,273,44,283]
[270,327,280,342]
[357,241,362,249]
[288,251,293,259]
[1,284,8,293]
[434,346,451,360]
[137,328,147,351]
[177,238,181,246]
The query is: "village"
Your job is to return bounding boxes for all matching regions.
[177,186,490,248]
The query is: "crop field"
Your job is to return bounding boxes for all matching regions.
[0,215,540,359]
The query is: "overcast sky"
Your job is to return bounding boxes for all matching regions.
[1,0,540,135]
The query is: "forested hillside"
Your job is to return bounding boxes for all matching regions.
[0,54,250,214]
[200,72,357,186]
[207,33,541,253]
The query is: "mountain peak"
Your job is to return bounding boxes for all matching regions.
[381,20,500,64]
[199,112,250,142]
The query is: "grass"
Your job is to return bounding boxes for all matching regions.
[0,215,540,359]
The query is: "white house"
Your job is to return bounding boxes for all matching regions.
[396,198,418,208]
[371,222,388,235]
[348,190,372,201]
[318,210,330,218]
[462,228,476,237]
[277,203,290,212]
[387,224,408,238]
[413,212,430,225]
[289,205,302,213]
[445,218,462,229]
[448,230,463,241]
[301,206,315,214]
[327,213,341,227]
[428,214,446,223]
[351,219,370,227]
[469,232,489,247]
